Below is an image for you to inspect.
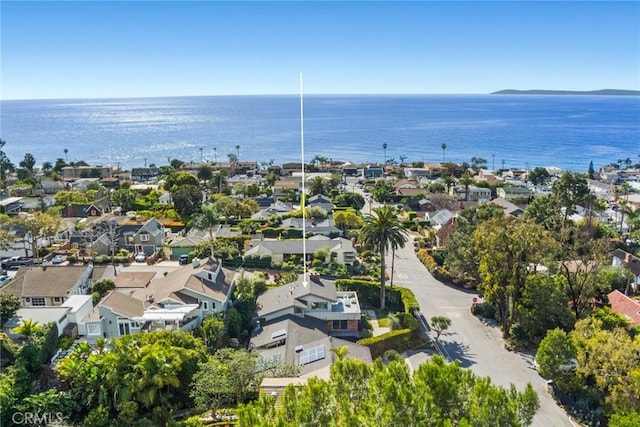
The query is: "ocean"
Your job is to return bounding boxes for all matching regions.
[1,94,638,172]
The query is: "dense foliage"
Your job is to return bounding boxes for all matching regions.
[236,355,539,426]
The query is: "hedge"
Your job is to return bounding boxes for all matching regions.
[356,328,422,360]
[416,249,477,289]
[335,279,419,313]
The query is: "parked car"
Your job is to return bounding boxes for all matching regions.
[51,255,66,264]
[135,253,146,263]
[0,275,11,286]
[179,254,189,265]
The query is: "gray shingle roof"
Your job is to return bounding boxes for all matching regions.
[255,275,338,317]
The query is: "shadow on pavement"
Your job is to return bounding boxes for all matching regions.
[441,340,475,368]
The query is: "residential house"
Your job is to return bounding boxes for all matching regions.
[612,249,640,292]
[489,197,524,217]
[4,307,71,339]
[70,178,102,192]
[0,197,23,215]
[131,167,161,183]
[427,209,455,229]
[454,186,491,203]
[282,163,304,176]
[116,218,165,257]
[497,186,531,202]
[280,217,341,237]
[62,163,113,180]
[360,165,383,179]
[341,162,358,177]
[254,275,362,336]
[33,180,66,196]
[251,202,294,220]
[404,168,431,180]
[587,179,615,201]
[307,194,334,214]
[254,196,276,209]
[84,257,236,339]
[63,202,105,218]
[252,314,372,382]
[273,179,302,198]
[607,290,640,327]
[4,295,95,339]
[395,187,429,198]
[245,236,357,265]
[1,264,93,307]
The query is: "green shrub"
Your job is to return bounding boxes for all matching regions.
[356,328,422,360]
[471,301,496,320]
[59,336,75,351]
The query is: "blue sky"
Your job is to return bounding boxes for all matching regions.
[1,1,639,100]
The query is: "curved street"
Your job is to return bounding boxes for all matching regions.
[391,239,575,427]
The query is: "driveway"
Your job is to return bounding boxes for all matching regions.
[391,241,575,426]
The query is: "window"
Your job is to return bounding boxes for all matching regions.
[87,324,101,336]
[119,322,131,336]
[31,297,45,307]
[311,302,328,310]
[54,297,62,303]
[140,233,150,242]
[203,301,209,311]
[332,320,348,330]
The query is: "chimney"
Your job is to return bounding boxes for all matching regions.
[625,253,632,264]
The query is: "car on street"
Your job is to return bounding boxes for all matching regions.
[135,253,147,263]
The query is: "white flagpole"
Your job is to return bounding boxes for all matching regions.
[300,73,308,286]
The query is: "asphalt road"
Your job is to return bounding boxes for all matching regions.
[391,240,575,427]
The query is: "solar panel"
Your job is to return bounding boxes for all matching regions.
[299,345,326,365]
[271,329,287,340]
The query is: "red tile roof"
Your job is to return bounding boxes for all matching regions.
[608,290,640,327]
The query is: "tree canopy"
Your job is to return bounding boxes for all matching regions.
[236,355,539,426]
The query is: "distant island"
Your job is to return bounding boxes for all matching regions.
[491,89,640,96]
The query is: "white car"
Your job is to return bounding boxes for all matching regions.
[135,253,146,263]
[52,255,66,264]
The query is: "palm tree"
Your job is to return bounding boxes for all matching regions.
[12,318,41,340]
[135,348,181,408]
[459,172,474,201]
[399,155,407,166]
[235,145,240,160]
[441,143,447,163]
[382,143,388,165]
[192,204,220,258]
[359,205,407,310]
[64,148,68,162]
[442,175,455,194]
[309,176,326,196]
[197,165,213,186]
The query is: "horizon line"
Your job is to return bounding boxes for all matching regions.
[3,88,640,102]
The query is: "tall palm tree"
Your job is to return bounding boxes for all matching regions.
[459,172,474,201]
[441,143,447,163]
[382,143,388,165]
[359,205,407,310]
[235,145,240,160]
[63,148,68,162]
[12,318,41,340]
[192,204,220,258]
